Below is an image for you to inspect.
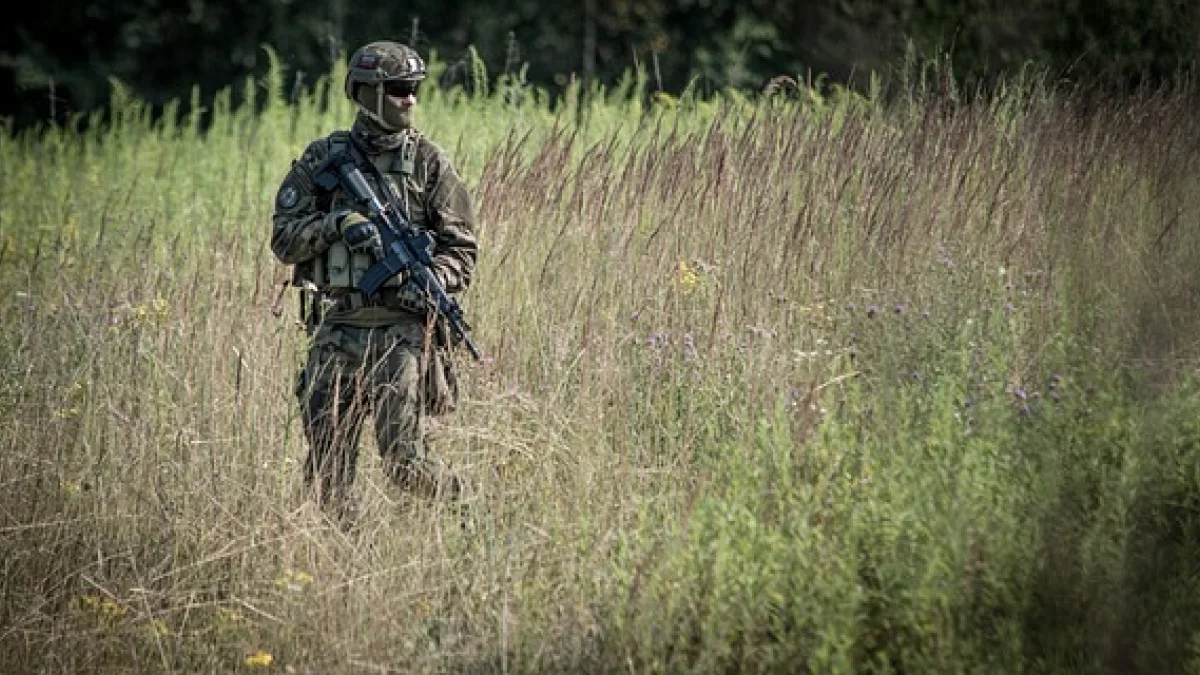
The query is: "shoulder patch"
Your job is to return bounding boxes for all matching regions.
[276,184,299,209]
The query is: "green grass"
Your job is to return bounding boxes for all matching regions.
[1,54,1199,673]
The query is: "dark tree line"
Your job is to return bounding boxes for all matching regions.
[3,0,1198,130]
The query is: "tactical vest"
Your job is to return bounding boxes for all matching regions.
[305,129,425,291]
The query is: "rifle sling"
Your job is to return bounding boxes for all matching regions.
[343,137,436,310]
[345,139,406,218]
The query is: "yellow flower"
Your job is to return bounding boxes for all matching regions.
[676,261,699,291]
[79,594,127,621]
[273,568,314,593]
[130,297,171,328]
[216,607,246,624]
[244,650,273,668]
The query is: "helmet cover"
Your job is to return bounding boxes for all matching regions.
[344,41,427,100]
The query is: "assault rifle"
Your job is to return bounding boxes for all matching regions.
[314,150,481,361]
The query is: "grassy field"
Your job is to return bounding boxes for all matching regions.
[2,54,1200,673]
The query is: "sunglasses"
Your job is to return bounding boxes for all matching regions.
[383,80,421,98]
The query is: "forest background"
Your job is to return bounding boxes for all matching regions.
[5,0,1200,673]
[4,0,1200,129]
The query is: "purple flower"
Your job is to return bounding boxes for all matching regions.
[866,305,878,318]
[1004,385,1029,400]
[682,333,697,358]
[894,304,905,316]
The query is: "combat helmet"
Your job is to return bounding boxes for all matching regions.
[344,41,427,101]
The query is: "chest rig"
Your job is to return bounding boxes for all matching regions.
[311,129,423,291]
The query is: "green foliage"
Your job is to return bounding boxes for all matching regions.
[1,59,1200,673]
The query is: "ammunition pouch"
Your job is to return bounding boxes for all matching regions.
[325,287,429,314]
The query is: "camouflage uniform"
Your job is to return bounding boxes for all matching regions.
[271,42,476,511]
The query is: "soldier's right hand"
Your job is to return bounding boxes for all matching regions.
[341,214,384,259]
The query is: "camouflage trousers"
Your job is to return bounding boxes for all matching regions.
[296,319,463,510]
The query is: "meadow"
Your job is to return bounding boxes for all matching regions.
[2,53,1200,673]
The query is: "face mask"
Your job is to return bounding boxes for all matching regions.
[355,83,415,131]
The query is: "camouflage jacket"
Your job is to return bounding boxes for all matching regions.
[271,124,477,327]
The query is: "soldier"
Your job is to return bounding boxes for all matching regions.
[270,41,476,518]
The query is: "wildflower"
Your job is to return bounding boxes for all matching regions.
[935,242,954,263]
[244,651,273,669]
[894,304,905,316]
[215,607,246,625]
[79,594,127,621]
[1004,386,1028,400]
[866,305,878,318]
[646,332,670,349]
[126,296,172,329]
[274,568,314,593]
[675,261,699,291]
[682,333,697,358]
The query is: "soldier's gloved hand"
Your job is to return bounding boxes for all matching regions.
[340,213,384,259]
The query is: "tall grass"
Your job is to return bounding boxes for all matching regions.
[1,53,1199,674]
